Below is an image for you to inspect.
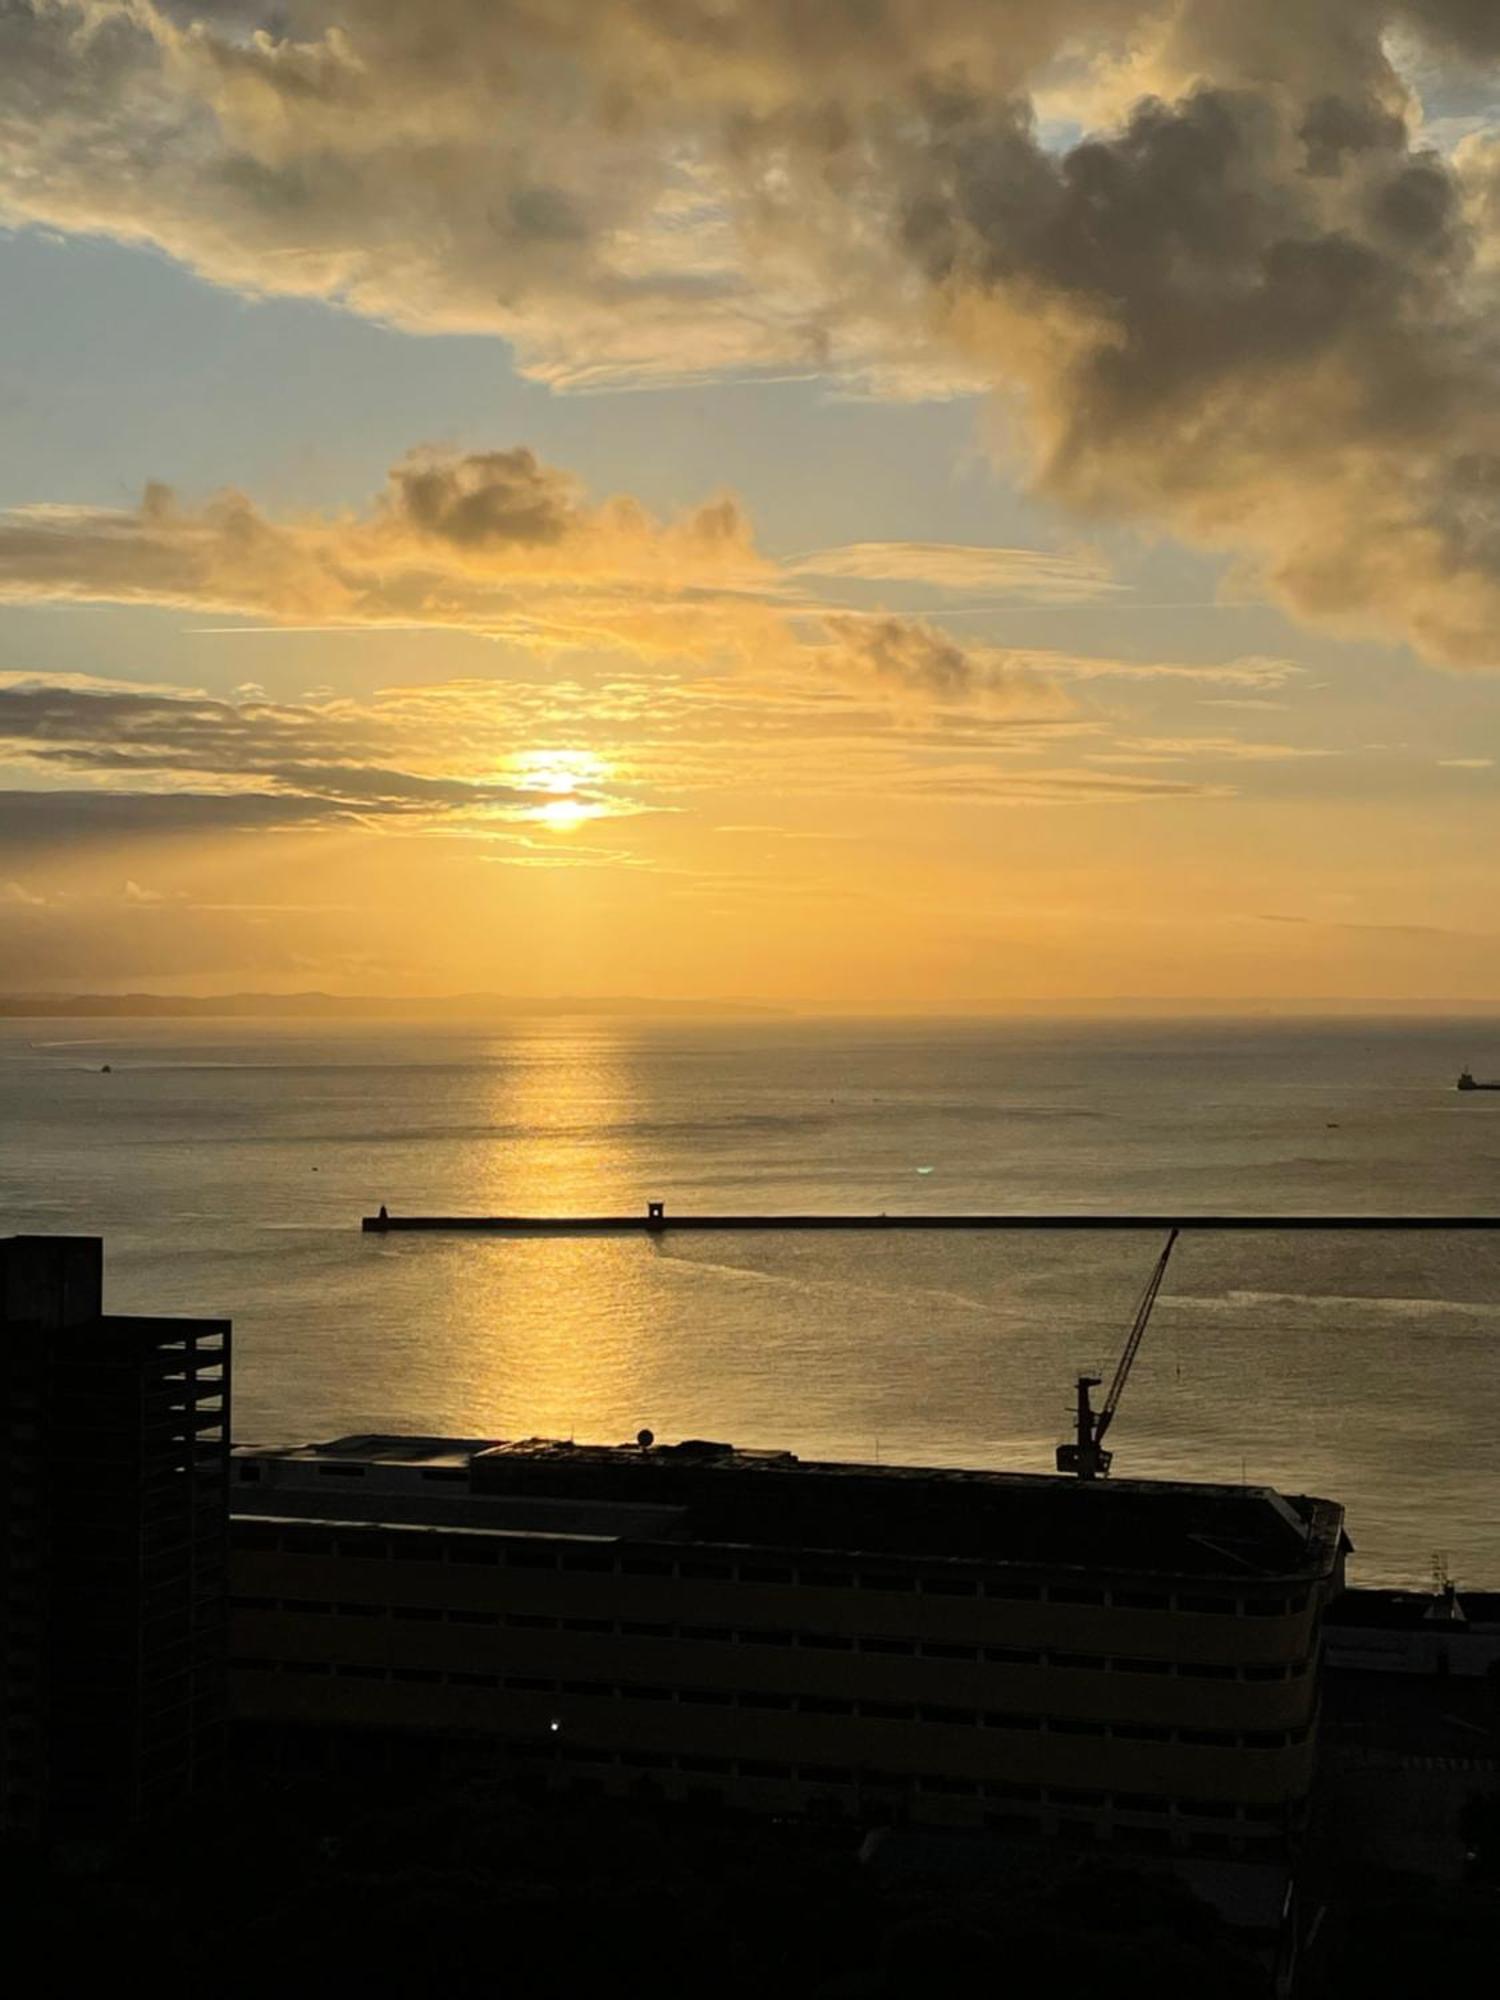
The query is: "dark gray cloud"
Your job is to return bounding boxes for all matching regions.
[0,678,553,838]
[0,788,345,847]
[820,615,1074,714]
[1396,1,1500,60]
[387,448,579,548]
[860,65,1500,663]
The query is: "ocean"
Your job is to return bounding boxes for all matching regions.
[3,1012,1498,1588]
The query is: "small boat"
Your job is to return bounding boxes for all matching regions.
[1456,1069,1500,1091]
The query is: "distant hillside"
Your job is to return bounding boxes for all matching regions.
[0,992,783,1020]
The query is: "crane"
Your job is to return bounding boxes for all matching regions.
[1056,1228,1179,1480]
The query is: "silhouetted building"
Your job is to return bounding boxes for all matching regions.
[0,1236,231,1837]
[1324,1583,1500,1677]
[1313,1581,1500,1885]
[229,1433,1345,1861]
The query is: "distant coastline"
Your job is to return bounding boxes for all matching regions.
[0,992,783,1021]
[2,993,1500,1022]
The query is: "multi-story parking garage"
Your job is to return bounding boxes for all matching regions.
[229,1431,1346,1858]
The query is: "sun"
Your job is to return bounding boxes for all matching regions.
[531,795,604,829]
[508,748,611,828]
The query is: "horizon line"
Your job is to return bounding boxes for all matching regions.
[5,990,1500,1021]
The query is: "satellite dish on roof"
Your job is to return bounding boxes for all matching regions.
[637,1428,655,1450]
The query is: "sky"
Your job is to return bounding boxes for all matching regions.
[2,1,1500,1009]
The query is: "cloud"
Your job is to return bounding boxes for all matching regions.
[0,446,764,646]
[874,763,1233,804]
[816,615,1076,713]
[1090,736,1335,764]
[788,541,1122,599]
[0,0,1137,384]
[1397,2,1500,61]
[872,58,1500,668]
[5,3,1498,665]
[0,653,1263,876]
[1258,910,1495,937]
[0,443,1086,720]
[1040,655,1303,688]
[388,448,580,549]
[0,787,358,847]
[17,445,1312,734]
[0,675,600,837]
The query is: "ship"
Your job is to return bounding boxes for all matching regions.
[1457,1068,1500,1091]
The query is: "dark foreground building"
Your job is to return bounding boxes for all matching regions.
[229,1432,1346,1864]
[1315,1581,1500,1886]
[0,1236,231,1837]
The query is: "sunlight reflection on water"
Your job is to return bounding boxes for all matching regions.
[4,1013,1499,1585]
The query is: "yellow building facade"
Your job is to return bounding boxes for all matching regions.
[228,1435,1346,1858]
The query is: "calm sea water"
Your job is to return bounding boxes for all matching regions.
[3,1013,1499,1587]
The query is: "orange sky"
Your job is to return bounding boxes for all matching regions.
[2,1,1500,1008]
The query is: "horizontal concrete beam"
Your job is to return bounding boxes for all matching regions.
[362,1212,1500,1235]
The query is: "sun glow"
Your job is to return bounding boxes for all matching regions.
[532,795,606,829]
[512,748,606,794]
[506,747,612,828]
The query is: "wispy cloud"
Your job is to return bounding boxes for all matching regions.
[1258,912,1496,939]
[1045,657,1304,689]
[0,675,625,837]
[788,541,1122,601]
[0,654,1255,873]
[1089,736,1335,765]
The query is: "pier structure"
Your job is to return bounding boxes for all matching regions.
[363,1204,1500,1235]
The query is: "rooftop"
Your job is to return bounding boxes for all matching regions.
[232,1433,1343,1584]
[235,1434,488,1473]
[1326,1586,1500,1630]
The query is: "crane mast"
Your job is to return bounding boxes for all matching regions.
[1056,1228,1179,1480]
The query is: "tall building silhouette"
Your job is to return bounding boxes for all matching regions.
[1,1236,230,1837]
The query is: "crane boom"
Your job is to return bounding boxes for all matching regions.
[1095,1226,1178,1445]
[1056,1227,1179,1479]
